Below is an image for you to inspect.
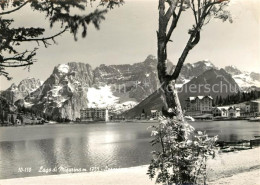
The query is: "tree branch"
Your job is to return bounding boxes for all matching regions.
[0,62,33,67]
[165,0,184,44]
[12,27,68,47]
[168,0,226,81]
[191,0,198,25]
[164,0,178,22]
[169,27,200,81]
[0,1,29,15]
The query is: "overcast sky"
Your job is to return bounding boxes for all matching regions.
[0,0,259,90]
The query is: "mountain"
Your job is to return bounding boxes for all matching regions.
[224,66,242,76]
[0,78,41,103]
[174,60,217,86]
[178,68,240,104]
[1,55,259,120]
[19,57,160,120]
[123,68,240,119]
[224,66,260,90]
[24,63,94,120]
[93,55,160,102]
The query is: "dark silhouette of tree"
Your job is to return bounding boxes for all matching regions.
[242,92,246,102]
[3,111,8,121]
[10,114,15,124]
[0,0,123,79]
[20,115,24,125]
[215,96,219,106]
[215,90,260,106]
[218,95,223,105]
[0,109,4,125]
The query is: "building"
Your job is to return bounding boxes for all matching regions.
[80,108,109,121]
[250,100,260,117]
[185,95,213,116]
[151,110,162,120]
[240,103,251,117]
[228,107,240,118]
[212,107,229,117]
[245,104,251,113]
[212,106,241,118]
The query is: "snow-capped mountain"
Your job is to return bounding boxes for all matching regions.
[24,62,94,120]
[93,55,161,102]
[1,55,259,120]
[124,68,240,119]
[0,77,41,103]
[224,66,260,90]
[174,60,217,86]
[22,57,161,120]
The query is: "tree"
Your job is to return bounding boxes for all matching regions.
[10,114,15,125]
[20,115,24,125]
[148,0,232,184]
[3,111,8,122]
[0,110,4,125]
[0,0,123,79]
[215,95,219,106]
[218,95,223,106]
[157,0,232,116]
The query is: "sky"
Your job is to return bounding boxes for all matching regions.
[0,0,260,90]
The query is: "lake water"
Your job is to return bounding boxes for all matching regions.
[0,121,259,179]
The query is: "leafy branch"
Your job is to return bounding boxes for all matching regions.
[0,0,123,79]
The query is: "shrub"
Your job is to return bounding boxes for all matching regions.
[147,117,218,185]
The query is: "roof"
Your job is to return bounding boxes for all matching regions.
[187,96,213,101]
[213,106,230,111]
[228,106,241,111]
[80,108,107,111]
[185,97,195,101]
[196,95,213,100]
[251,100,260,104]
[189,97,195,101]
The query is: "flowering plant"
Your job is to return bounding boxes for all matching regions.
[148,117,218,185]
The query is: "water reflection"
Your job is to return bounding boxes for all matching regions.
[0,121,259,179]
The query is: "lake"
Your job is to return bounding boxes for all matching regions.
[0,120,259,179]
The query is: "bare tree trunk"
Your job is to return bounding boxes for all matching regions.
[157,0,201,120]
[171,81,184,122]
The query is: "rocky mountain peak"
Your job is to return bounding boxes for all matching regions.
[17,77,41,92]
[1,78,41,103]
[1,55,259,120]
[145,54,156,61]
[250,72,260,81]
[224,65,242,75]
[192,60,216,69]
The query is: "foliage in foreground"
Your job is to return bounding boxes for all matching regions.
[148,117,218,185]
[0,0,123,79]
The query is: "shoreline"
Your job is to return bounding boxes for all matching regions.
[0,148,259,185]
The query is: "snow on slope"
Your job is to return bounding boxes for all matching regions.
[58,64,69,73]
[233,73,260,89]
[204,60,214,67]
[176,79,191,88]
[87,85,119,108]
[86,85,138,113]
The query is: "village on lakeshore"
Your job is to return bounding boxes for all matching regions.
[119,96,260,122]
[2,94,260,126]
[1,57,260,126]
